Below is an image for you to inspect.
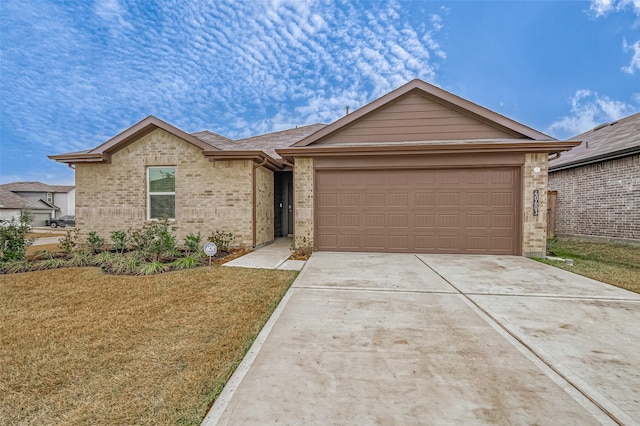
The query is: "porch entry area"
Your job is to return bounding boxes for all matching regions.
[274,171,293,238]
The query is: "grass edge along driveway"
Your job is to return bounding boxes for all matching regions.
[536,238,640,294]
[0,265,297,425]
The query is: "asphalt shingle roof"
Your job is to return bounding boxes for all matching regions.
[0,181,74,193]
[550,112,640,170]
[192,123,327,159]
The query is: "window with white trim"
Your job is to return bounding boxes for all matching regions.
[46,192,53,203]
[148,167,175,219]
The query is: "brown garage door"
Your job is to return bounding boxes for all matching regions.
[315,168,519,254]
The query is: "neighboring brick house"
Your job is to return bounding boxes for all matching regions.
[548,112,640,243]
[50,79,578,256]
[0,182,75,226]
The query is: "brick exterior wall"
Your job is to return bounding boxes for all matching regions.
[255,166,274,247]
[548,154,640,241]
[522,153,548,257]
[75,128,255,247]
[293,158,314,247]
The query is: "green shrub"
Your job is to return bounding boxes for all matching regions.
[131,217,177,261]
[67,250,94,267]
[110,230,129,254]
[86,231,105,253]
[138,261,168,275]
[35,258,66,270]
[58,229,80,255]
[184,233,202,254]
[2,260,34,274]
[104,255,141,275]
[172,256,200,270]
[208,230,235,252]
[0,211,35,262]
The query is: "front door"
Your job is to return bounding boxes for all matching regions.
[274,171,294,238]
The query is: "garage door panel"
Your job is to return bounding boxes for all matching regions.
[317,233,337,249]
[466,236,489,250]
[365,214,385,227]
[339,193,359,207]
[388,214,409,228]
[415,192,436,206]
[415,235,436,250]
[339,234,360,249]
[317,193,338,207]
[365,193,385,206]
[467,214,489,228]
[491,192,514,207]
[388,235,409,250]
[415,214,436,228]
[438,214,460,228]
[317,213,337,227]
[491,214,514,229]
[316,168,519,254]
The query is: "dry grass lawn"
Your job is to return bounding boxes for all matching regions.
[539,238,640,294]
[0,265,297,424]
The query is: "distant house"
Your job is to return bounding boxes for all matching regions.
[0,182,75,227]
[50,79,579,257]
[548,112,640,243]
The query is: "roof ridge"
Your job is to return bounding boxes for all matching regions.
[236,123,327,142]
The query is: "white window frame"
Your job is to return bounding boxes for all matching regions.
[147,166,176,220]
[46,192,53,203]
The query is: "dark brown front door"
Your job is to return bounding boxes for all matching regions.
[315,168,520,254]
[275,171,294,238]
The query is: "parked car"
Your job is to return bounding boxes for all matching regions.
[49,215,75,228]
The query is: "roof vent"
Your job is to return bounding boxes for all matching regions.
[592,123,609,131]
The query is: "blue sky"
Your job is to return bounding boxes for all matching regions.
[1,0,639,185]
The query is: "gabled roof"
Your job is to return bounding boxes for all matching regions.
[293,79,553,147]
[49,116,219,164]
[0,189,58,210]
[0,181,74,193]
[549,112,640,171]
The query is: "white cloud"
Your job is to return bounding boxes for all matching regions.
[588,1,640,76]
[590,0,640,16]
[94,0,133,31]
[622,38,640,73]
[548,90,636,138]
[1,0,448,161]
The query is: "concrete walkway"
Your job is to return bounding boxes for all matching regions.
[204,253,640,425]
[223,238,305,271]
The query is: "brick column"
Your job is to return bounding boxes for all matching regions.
[522,153,548,257]
[293,158,314,248]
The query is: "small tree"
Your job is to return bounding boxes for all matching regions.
[0,211,35,262]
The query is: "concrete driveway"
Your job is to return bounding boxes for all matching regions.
[204,253,640,425]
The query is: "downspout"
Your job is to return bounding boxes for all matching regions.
[252,157,269,247]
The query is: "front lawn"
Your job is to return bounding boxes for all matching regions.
[0,266,297,424]
[537,238,640,294]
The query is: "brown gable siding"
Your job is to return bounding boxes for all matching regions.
[313,92,525,145]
